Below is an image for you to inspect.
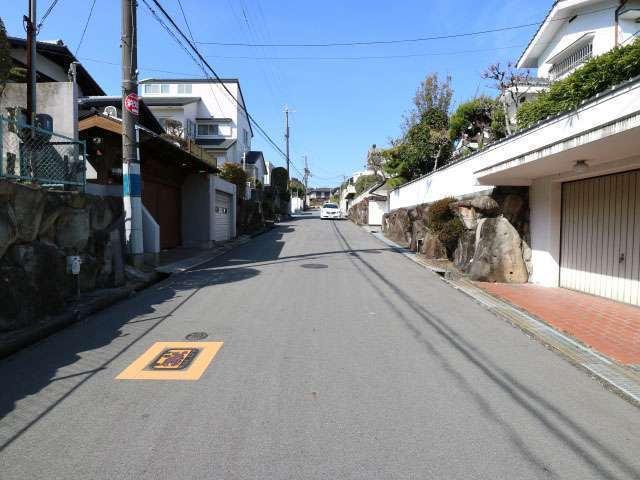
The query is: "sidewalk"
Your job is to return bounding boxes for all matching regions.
[476,283,640,367]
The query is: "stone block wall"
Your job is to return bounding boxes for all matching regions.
[382,187,531,283]
[0,181,125,331]
[348,199,369,225]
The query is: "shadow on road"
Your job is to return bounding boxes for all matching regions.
[0,224,296,452]
[330,220,640,480]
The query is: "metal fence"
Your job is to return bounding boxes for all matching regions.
[0,116,86,189]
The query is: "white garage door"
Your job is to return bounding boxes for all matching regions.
[560,170,640,305]
[214,191,232,242]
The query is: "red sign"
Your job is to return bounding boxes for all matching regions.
[124,93,139,115]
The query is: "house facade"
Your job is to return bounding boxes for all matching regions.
[387,0,640,306]
[140,78,253,169]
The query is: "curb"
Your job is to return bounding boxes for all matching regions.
[364,226,640,407]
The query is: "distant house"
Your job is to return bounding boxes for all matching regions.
[243,150,267,186]
[140,78,253,169]
[306,187,333,207]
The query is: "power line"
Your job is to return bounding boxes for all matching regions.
[142,0,303,173]
[37,0,62,31]
[75,0,97,56]
[194,5,616,48]
[176,0,195,44]
[204,44,528,61]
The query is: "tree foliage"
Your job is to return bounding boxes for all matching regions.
[355,174,383,195]
[289,178,305,196]
[517,38,640,129]
[448,96,506,146]
[402,74,453,132]
[383,106,451,183]
[271,167,289,193]
[0,18,11,96]
[219,162,248,200]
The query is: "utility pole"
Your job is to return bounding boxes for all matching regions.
[284,106,290,179]
[303,155,310,209]
[25,0,37,125]
[121,0,143,268]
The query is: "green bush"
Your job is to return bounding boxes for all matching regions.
[271,167,289,193]
[517,38,640,129]
[219,163,247,200]
[355,174,383,194]
[426,196,462,256]
[262,198,274,219]
[427,196,457,225]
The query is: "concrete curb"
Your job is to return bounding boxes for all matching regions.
[364,226,640,408]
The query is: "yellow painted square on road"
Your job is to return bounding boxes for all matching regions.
[116,342,223,381]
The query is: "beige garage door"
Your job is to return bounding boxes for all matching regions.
[560,170,640,305]
[214,191,232,242]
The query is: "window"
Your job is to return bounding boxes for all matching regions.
[177,84,192,94]
[550,42,593,79]
[143,83,170,94]
[197,123,219,137]
[243,129,250,146]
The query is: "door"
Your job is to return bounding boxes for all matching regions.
[214,191,232,242]
[560,170,640,305]
[143,180,181,249]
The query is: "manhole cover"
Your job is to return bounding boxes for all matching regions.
[185,331,208,341]
[147,348,200,371]
[301,263,328,269]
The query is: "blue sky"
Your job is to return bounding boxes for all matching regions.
[3,0,552,187]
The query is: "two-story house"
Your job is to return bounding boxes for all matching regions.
[386,0,640,306]
[140,78,253,168]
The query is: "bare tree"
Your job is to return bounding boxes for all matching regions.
[366,144,385,177]
[482,62,532,135]
[402,73,453,133]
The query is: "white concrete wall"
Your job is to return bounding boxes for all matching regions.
[389,160,494,211]
[529,177,563,287]
[142,205,160,264]
[368,200,386,226]
[1,82,78,139]
[290,196,304,214]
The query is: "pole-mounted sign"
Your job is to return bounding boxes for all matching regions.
[124,92,139,115]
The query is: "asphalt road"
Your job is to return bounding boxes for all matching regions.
[1,214,639,479]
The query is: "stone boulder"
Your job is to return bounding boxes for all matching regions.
[0,242,67,331]
[454,230,476,273]
[0,205,18,258]
[470,196,500,217]
[382,209,412,247]
[449,203,478,230]
[55,209,91,252]
[420,230,447,259]
[470,216,529,283]
[410,220,429,251]
[501,194,524,225]
[13,183,47,242]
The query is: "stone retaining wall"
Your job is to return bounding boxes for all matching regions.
[0,181,125,331]
[348,199,369,225]
[382,187,531,283]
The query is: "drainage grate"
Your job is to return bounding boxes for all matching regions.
[185,331,209,341]
[301,263,328,269]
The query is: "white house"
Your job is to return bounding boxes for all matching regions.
[388,0,640,306]
[140,78,253,169]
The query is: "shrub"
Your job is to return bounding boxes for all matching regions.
[271,167,289,193]
[517,38,640,129]
[262,198,274,219]
[219,163,247,200]
[426,196,462,256]
[355,174,383,194]
[427,196,457,225]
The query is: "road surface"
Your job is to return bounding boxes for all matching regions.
[1,214,639,479]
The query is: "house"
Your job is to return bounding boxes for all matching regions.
[2,37,105,139]
[243,151,268,187]
[386,0,640,306]
[306,187,333,207]
[139,78,253,169]
[78,97,236,258]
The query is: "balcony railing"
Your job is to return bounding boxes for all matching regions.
[550,42,593,80]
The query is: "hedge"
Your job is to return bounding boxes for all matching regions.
[517,38,640,129]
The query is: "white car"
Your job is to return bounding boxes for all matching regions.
[320,203,341,220]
